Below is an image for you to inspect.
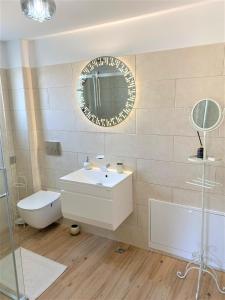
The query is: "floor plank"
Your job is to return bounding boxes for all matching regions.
[1,223,225,300]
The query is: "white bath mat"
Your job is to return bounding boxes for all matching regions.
[0,247,67,300]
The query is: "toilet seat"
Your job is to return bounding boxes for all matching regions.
[17,190,61,211]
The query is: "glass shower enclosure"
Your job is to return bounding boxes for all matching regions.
[0,79,26,298]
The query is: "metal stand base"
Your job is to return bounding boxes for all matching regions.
[177,256,225,300]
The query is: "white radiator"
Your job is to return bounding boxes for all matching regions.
[149,199,225,271]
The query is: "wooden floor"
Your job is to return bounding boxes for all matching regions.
[1,223,225,300]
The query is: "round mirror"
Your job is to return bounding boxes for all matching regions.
[79,56,136,127]
[191,99,223,132]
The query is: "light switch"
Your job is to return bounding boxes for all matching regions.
[45,141,61,156]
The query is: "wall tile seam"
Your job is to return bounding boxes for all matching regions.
[103,132,106,154]
[136,157,225,167]
[161,74,225,80]
[7,87,43,92]
[223,44,225,75]
[136,74,225,81]
[38,128,106,134]
[36,148,225,164]
[26,73,225,81]
[134,55,137,81]
[32,71,225,85]
[133,108,137,135]
[170,186,225,196]
[38,149,79,154]
[135,181,225,195]
[40,172,225,192]
[105,132,223,137]
[34,84,74,89]
[37,155,225,169]
[32,74,224,90]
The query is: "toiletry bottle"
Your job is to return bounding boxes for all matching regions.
[84,156,92,170]
[116,162,124,173]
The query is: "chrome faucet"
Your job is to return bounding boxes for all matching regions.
[96,155,110,172]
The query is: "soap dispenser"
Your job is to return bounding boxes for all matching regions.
[83,156,92,170]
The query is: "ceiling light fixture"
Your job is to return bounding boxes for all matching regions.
[21,0,56,22]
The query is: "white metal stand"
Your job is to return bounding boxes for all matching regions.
[177,131,225,299]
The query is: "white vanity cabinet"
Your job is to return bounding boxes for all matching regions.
[59,168,133,230]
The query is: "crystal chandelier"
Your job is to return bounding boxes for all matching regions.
[21,0,56,22]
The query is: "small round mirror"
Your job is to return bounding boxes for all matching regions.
[191,99,222,132]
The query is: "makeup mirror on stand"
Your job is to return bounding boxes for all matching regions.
[191,99,224,160]
[191,99,223,132]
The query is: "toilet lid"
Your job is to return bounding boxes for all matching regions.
[17,190,61,210]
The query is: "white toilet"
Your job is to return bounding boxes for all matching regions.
[17,190,62,229]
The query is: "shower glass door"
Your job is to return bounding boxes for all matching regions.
[0,77,25,300]
[0,140,25,299]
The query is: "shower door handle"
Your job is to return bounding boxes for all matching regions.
[0,192,7,199]
[0,167,9,198]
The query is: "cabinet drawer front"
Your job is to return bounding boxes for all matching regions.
[59,180,112,199]
[61,191,112,224]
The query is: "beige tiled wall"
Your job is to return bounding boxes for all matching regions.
[0,68,18,219]
[4,67,41,202]
[32,44,225,248]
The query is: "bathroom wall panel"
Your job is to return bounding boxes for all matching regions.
[136,108,195,136]
[72,132,105,154]
[6,68,29,90]
[0,68,18,217]
[38,150,78,172]
[135,79,175,109]
[136,44,224,82]
[175,76,225,109]
[206,192,225,212]
[136,159,213,190]
[172,187,202,208]
[40,167,57,190]
[34,63,73,88]
[6,67,42,199]
[134,181,172,206]
[31,43,225,249]
[105,134,173,161]
[9,89,27,110]
[32,88,50,111]
[37,130,76,152]
[214,167,225,195]
[47,87,74,111]
[0,69,9,90]
[39,109,77,131]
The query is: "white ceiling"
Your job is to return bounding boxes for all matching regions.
[0,0,209,41]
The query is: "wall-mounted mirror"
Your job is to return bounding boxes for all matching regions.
[191,99,223,132]
[79,56,136,127]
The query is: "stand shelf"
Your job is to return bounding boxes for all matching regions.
[188,156,221,164]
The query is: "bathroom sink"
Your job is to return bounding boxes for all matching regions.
[60,168,132,188]
[59,168,133,230]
